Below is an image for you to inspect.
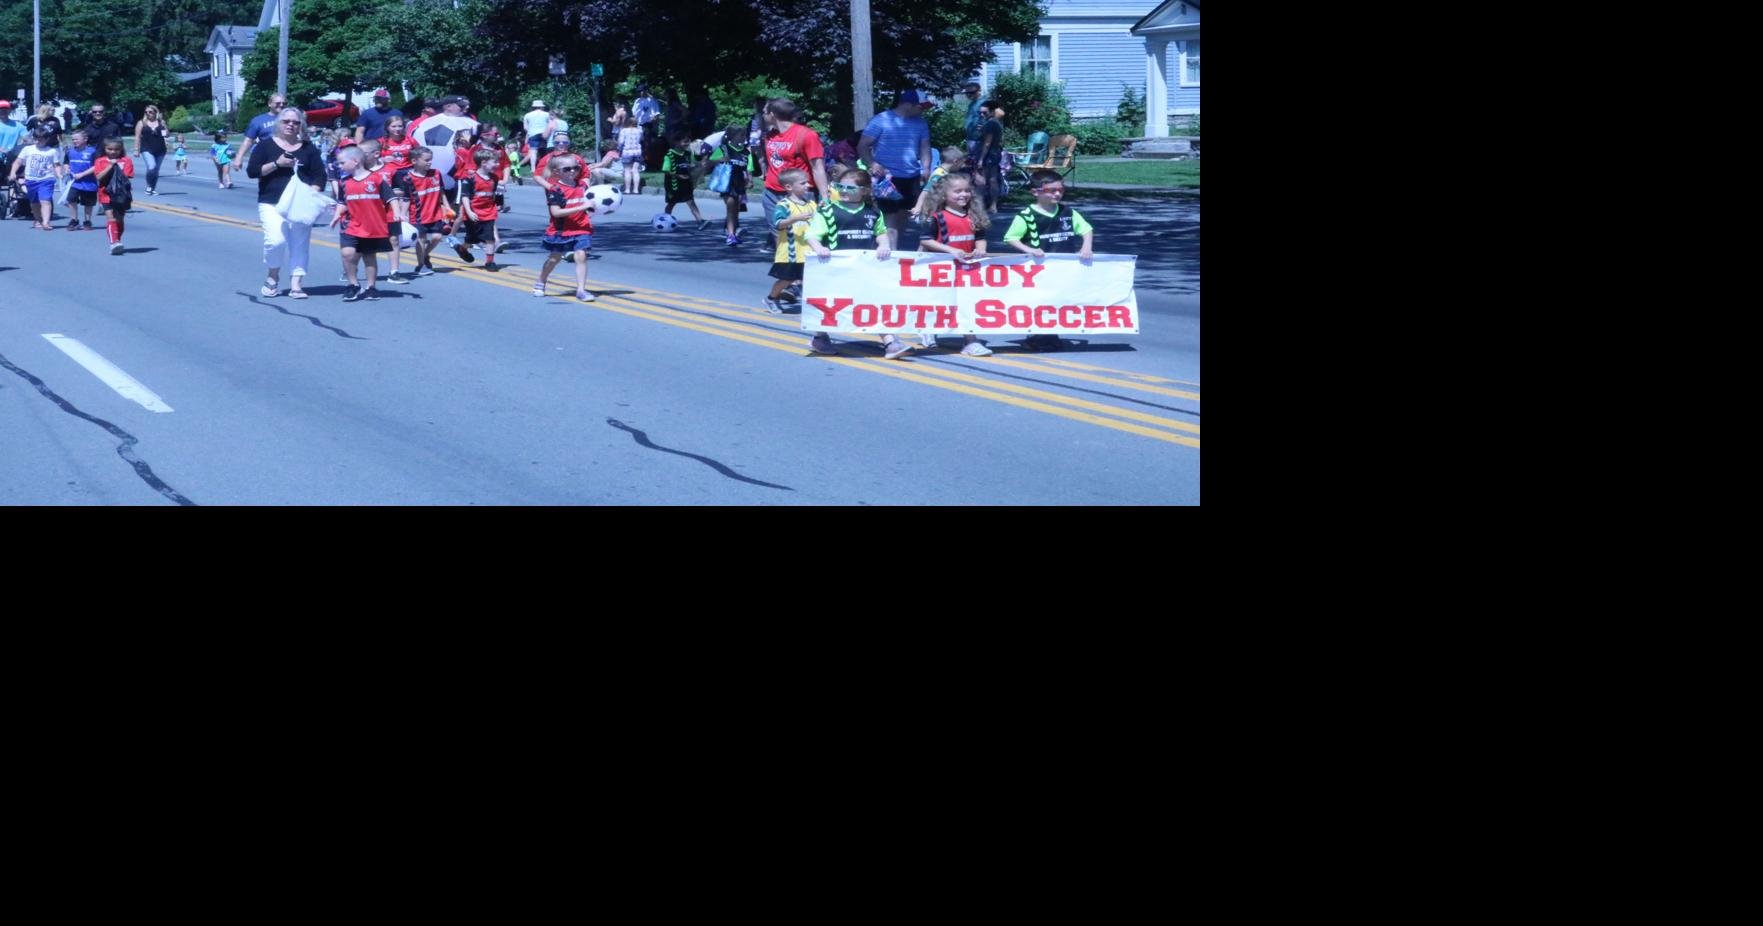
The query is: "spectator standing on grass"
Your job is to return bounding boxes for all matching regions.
[973,102,1005,213]
[523,99,551,175]
[856,89,934,251]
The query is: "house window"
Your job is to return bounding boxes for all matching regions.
[1180,40,1201,86]
[224,91,232,113]
[212,54,219,78]
[1023,35,1052,80]
[225,53,232,76]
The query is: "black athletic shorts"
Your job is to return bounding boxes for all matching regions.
[70,188,97,207]
[876,176,921,214]
[340,233,392,253]
[463,219,496,245]
[415,221,448,236]
[768,262,805,282]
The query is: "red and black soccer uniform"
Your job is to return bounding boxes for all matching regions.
[470,142,509,183]
[394,167,448,233]
[460,171,500,246]
[378,137,415,173]
[337,171,395,253]
[542,183,593,251]
[931,208,978,253]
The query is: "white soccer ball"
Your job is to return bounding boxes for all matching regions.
[587,184,622,215]
[650,213,678,231]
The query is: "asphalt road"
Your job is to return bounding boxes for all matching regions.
[1,166,1199,505]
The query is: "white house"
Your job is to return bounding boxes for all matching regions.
[979,0,1199,135]
[205,0,280,115]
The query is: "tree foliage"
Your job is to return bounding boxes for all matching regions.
[0,0,257,110]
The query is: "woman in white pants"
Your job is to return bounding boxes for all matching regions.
[245,108,328,298]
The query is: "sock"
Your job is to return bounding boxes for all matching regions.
[107,221,119,244]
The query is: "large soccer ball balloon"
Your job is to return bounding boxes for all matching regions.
[587,184,622,215]
[650,213,678,232]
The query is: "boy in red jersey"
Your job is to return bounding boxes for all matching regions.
[535,155,595,302]
[393,146,449,280]
[327,146,395,301]
[456,148,503,270]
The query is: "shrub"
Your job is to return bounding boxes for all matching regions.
[985,72,1070,140]
[1116,84,1145,132]
[167,105,197,133]
[1065,120,1132,155]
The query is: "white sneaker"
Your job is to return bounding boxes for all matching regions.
[918,333,938,349]
[576,289,596,302]
[882,335,911,360]
[960,340,993,357]
[531,283,546,297]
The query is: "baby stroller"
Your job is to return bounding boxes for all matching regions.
[1,150,29,219]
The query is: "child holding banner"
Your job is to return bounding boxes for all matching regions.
[807,168,908,360]
[1004,170,1094,351]
[916,174,993,356]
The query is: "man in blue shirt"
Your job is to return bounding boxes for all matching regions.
[960,80,984,157]
[234,93,288,170]
[0,101,25,157]
[355,89,396,143]
[857,89,934,250]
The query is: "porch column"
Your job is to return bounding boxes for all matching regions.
[1145,39,1170,137]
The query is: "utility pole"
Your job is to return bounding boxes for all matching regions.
[851,0,873,129]
[33,0,40,112]
[277,0,290,99]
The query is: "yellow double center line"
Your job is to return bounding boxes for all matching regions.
[137,201,1199,448]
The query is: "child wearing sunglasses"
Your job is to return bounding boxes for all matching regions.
[807,168,907,359]
[536,156,596,301]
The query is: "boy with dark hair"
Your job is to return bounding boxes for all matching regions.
[660,128,707,230]
[457,148,503,271]
[393,146,448,279]
[1003,170,1095,351]
[63,129,100,230]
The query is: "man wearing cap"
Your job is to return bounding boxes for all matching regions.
[354,89,397,144]
[857,89,935,249]
[0,101,25,158]
[523,99,551,175]
[235,93,288,171]
[960,79,985,158]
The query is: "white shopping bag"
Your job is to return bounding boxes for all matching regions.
[398,221,418,248]
[54,176,71,205]
[276,178,337,226]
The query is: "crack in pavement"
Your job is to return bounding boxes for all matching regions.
[1,351,197,506]
[606,418,793,492]
[237,291,367,340]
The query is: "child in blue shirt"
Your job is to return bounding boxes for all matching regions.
[173,134,188,174]
[62,129,100,230]
[210,131,234,188]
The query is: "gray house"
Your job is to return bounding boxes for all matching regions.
[204,0,280,115]
[980,0,1199,136]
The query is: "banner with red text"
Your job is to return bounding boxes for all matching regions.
[801,252,1139,335]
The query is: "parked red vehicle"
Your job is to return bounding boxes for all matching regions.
[303,97,360,128]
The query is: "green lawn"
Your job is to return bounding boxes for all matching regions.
[1068,159,1199,188]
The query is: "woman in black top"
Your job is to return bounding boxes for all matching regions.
[25,103,62,139]
[133,104,170,194]
[245,108,328,299]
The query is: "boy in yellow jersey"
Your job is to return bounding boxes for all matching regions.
[765,168,818,319]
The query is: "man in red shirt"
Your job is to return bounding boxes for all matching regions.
[328,145,395,301]
[761,98,829,248]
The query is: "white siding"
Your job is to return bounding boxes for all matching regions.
[1165,41,1200,115]
[1058,31,1147,118]
[1046,0,1157,15]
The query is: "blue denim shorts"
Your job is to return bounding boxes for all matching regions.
[541,232,592,253]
